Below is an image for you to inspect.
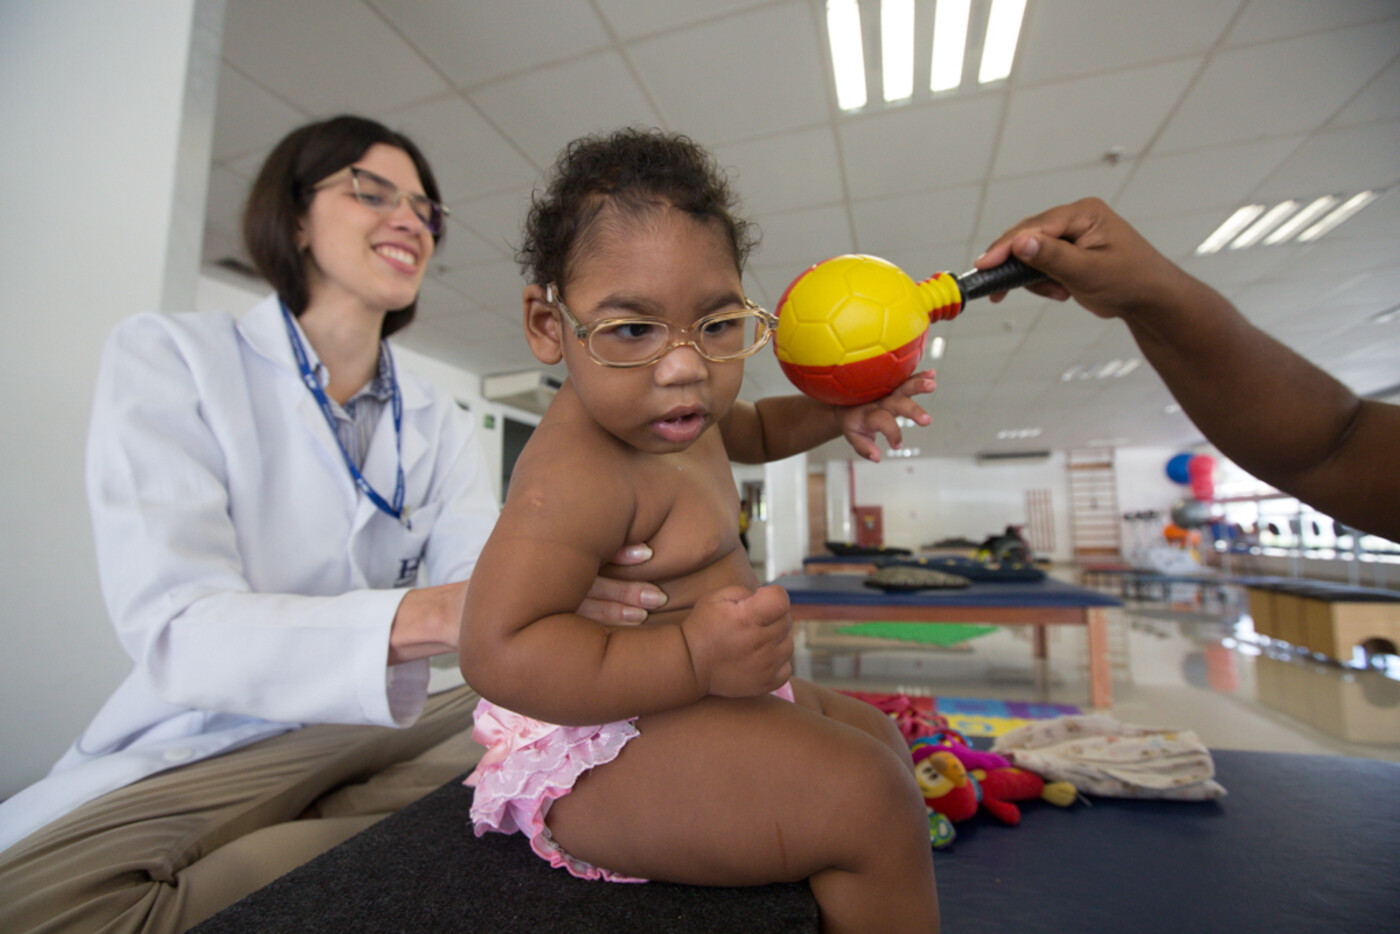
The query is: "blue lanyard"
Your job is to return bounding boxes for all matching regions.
[281,303,409,529]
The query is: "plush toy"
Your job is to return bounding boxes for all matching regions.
[974,766,1077,826]
[911,730,1077,832]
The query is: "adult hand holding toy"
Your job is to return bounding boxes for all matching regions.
[977,197,1400,541]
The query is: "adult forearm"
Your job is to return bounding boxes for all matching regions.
[1121,278,1372,511]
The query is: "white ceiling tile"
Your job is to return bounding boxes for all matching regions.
[850,184,981,257]
[227,149,271,180]
[451,186,537,256]
[752,204,854,268]
[1280,234,1400,282]
[439,259,530,318]
[221,0,450,115]
[1327,267,1400,312]
[1178,245,1299,288]
[1016,0,1240,85]
[862,238,979,290]
[994,60,1200,178]
[948,295,1040,338]
[1335,57,1400,127]
[1226,0,1400,45]
[386,96,537,201]
[414,278,481,322]
[1254,120,1400,199]
[1313,185,1400,242]
[746,263,804,309]
[595,0,777,40]
[1021,307,1114,348]
[629,4,827,143]
[1154,21,1400,153]
[433,217,513,271]
[976,163,1130,245]
[838,93,1005,200]
[1129,210,1241,263]
[713,127,843,216]
[210,66,306,162]
[468,51,662,167]
[367,0,610,88]
[1115,137,1303,219]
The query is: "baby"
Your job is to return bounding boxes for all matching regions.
[459,128,940,933]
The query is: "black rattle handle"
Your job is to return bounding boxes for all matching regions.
[954,257,1047,301]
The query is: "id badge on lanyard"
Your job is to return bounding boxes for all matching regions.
[281,303,410,529]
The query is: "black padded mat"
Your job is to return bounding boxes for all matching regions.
[192,751,1400,934]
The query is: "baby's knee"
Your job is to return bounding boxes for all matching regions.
[824,734,926,831]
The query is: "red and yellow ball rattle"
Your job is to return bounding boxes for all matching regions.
[773,255,1044,406]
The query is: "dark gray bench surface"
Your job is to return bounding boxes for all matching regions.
[192,749,1400,933]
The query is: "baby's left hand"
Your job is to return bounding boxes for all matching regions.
[836,369,937,462]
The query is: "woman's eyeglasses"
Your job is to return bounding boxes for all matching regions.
[546,283,777,368]
[316,166,449,236]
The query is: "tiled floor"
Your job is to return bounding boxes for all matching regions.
[794,567,1400,763]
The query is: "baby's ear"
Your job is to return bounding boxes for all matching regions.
[522,284,563,365]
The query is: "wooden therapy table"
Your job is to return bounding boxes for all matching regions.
[780,573,1122,708]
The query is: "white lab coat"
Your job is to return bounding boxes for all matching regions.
[0,295,498,853]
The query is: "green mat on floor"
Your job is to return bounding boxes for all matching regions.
[832,622,998,646]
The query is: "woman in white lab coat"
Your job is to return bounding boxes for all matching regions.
[0,115,662,933]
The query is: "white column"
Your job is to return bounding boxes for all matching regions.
[825,459,854,543]
[0,0,224,797]
[763,452,809,580]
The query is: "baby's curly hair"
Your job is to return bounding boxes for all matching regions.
[517,128,759,290]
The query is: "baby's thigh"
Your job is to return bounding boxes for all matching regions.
[545,694,918,887]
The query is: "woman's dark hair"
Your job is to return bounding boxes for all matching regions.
[243,115,443,338]
[517,127,758,290]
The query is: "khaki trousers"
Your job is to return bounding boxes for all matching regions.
[0,686,483,934]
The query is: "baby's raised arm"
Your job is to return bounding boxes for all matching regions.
[457,455,792,725]
[720,374,937,465]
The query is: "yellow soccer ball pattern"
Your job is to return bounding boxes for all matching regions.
[776,255,935,367]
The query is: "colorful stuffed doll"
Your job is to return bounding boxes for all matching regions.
[911,731,1076,832]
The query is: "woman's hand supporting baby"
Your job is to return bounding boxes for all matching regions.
[680,584,794,697]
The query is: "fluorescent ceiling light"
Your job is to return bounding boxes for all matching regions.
[1196,204,1264,255]
[882,0,915,102]
[1297,190,1378,242]
[996,427,1042,439]
[979,0,1026,84]
[1261,195,1336,245]
[1115,358,1141,377]
[928,336,946,360]
[827,0,867,110]
[1096,359,1124,379]
[930,0,970,92]
[1371,305,1400,325]
[1165,403,1182,414]
[1229,200,1297,249]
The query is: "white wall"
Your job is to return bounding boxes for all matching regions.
[0,0,223,799]
[847,454,1074,561]
[1114,446,1196,518]
[764,454,809,579]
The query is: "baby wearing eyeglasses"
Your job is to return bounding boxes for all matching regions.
[458,128,939,933]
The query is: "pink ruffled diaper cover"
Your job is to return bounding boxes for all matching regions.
[465,682,795,883]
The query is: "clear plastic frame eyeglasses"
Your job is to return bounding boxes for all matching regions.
[545,283,778,368]
[315,166,449,236]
